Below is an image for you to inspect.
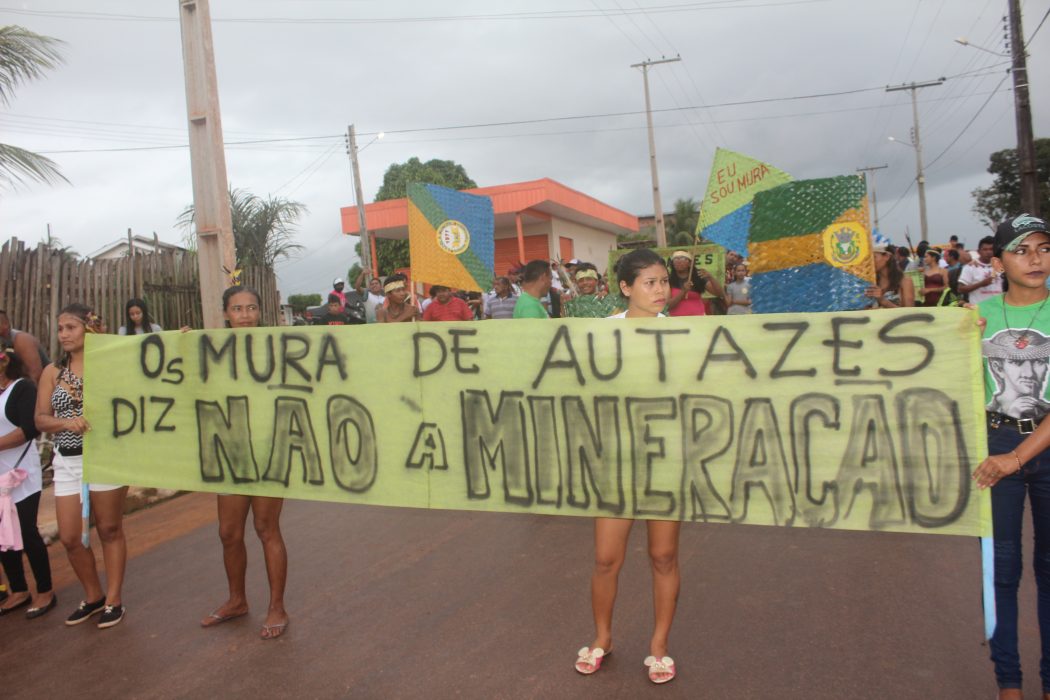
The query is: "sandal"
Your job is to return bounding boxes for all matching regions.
[574,646,607,675]
[644,655,676,684]
[200,609,248,628]
[260,620,289,640]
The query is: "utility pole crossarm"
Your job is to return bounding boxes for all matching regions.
[632,56,681,248]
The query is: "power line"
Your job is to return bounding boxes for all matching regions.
[28,63,1005,155]
[1027,6,1050,45]
[0,1,829,25]
[925,74,1010,168]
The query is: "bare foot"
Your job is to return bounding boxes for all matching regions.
[997,689,1022,700]
[260,609,289,640]
[200,600,249,628]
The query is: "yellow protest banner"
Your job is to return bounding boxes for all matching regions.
[83,307,989,537]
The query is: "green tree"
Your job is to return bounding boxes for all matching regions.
[360,157,477,273]
[971,138,1050,228]
[0,26,68,190]
[287,293,321,313]
[178,187,306,269]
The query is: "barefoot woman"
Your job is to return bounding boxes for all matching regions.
[200,286,290,640]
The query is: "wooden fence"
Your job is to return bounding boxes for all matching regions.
[0,237,280,360]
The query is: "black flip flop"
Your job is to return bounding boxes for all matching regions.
[0,595,31,615]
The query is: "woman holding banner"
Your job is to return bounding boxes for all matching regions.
[574,249,681,685]
[200,285,290,640]
[667,250,722,317]
[865,237,915,309]
[35,303,128,629]
[918,248,949,307]
[972,214,1050,700]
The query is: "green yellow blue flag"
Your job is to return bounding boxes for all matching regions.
[748,175,876,313]
[408,183,494,292]
[695,147,792,256]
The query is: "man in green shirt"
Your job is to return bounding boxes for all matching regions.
[512,260,553,319]
[563,262,621,318]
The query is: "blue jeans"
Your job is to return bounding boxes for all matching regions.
[989,422,1050,691]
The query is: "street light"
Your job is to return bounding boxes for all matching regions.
[953,37,1010,56]
[359,131,385,152]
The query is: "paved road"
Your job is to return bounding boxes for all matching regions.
[1,492,1039,699]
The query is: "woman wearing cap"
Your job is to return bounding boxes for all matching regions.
[666,250,722,317]
[376,273,420,323]
[972,214,1050,700]
[918,248,949,306]
[865,236,915,309]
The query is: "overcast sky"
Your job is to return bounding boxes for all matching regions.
[3,0,1048,299]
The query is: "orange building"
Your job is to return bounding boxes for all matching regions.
[340,177,639,276]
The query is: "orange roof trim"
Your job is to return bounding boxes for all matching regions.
[341,177,639,236]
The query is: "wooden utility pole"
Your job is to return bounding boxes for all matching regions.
[127,227,135,297]
[856,164,888,231]
[631,57,680,248]
[1008,0,1040,216]
[347,125,374,280]
[178,0,236,329]
[886,78,943,242]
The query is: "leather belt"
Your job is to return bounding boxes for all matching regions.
[987,411,1041,435]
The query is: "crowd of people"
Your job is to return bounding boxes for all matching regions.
[300,234,1010,328]
[3,217,1050,697]
[302,252,750,326]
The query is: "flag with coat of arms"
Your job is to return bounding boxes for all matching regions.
[407,183,495,293]
[747,175,876,313]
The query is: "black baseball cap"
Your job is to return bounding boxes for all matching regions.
[995,213,1049,253]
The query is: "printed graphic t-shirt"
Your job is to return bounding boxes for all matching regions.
[979,294,1050,419]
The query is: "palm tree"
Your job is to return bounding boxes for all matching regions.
[668,197,701,247]
[0,25,68,190]
[177,187,306,270]
[42,228,77,261]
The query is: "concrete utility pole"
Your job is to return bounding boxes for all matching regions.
[347,125,374,281]
[886,78,944,242]
[631,57,680,248]
[178,0,236,329]
[1008,0,1040,216]
[856,164,888,231]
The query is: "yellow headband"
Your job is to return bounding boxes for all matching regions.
[575,269,599,280]
[383,281,405,293]
[671,251,692,261]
